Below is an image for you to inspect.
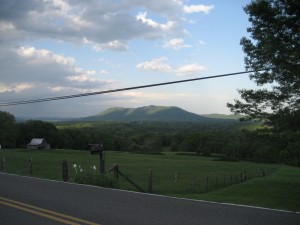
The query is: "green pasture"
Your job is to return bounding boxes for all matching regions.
[0,149,299,212]
[197,166,300,212]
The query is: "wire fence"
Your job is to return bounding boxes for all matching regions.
[0,155,277,195]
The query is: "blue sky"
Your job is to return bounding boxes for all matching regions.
[0,0,256,117]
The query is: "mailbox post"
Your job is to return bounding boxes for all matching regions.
[99,148,105,175]
[89,142,105,175]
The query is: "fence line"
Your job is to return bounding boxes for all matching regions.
[0,155,275,194]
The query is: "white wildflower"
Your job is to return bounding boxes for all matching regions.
[73,164,77,173]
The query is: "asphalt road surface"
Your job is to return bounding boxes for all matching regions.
[0,172,299,225]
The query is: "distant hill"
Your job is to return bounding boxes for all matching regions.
[16,117,76,123]
[201,113,243,120]
[80,105,233,123]
[15,106,241,123]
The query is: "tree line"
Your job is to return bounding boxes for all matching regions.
[0,111,299,166]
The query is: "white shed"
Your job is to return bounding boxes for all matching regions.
[27,138,50,149]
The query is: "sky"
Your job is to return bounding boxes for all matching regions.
[0,0,257,118]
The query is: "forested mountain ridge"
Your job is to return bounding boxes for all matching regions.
[80,105,231,122]
[15,106,241,122]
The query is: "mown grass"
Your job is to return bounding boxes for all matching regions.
[191,166,300,212]
[1,149,299,211]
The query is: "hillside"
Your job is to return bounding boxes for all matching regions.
[202,113,243,120]
[14,106,242,123]
[81,105,218,122]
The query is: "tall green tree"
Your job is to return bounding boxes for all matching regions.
[0,111,17,148]
[227,0,300,131]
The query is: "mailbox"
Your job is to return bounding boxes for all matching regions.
[88,142,105,174]
[89,143,103,155]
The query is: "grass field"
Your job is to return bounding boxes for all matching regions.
[0,149,299,212]
[197,166,300,212]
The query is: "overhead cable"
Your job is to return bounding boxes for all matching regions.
[0,68,277,107]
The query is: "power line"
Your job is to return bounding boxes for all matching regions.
[0,69,268,107]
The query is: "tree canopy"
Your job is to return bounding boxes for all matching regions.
[227,0,300,131]
[0,111,17,148]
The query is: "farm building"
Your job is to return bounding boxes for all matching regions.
[27,138,50,150]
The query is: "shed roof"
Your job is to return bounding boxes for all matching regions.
[28,138,45,145]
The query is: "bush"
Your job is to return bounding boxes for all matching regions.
[73,164,119,188]
[74,173,119,188]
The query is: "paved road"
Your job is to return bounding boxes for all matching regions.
[0,173,299,225]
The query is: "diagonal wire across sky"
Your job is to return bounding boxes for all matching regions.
[0,68,275,107]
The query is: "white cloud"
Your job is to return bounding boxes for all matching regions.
[0,21,15,31]
[92,40,128,52]
[128,0,183,18]
[136,57,173,73]
[0,83,34,94]
[16,47,75,66]
[67,74,96,83]
[176,64,207,76]
[136,57,207,76]
[51,0,70,13]
[136,12,176,32]
[163,38,191,49]
[184,5,214,14]
[0,1,213,50]
[198,40,206,45]
[0,46,113,97]
[50,86,68,92]
[100,70,109,75]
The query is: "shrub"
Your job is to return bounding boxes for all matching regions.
[73,164,119,188]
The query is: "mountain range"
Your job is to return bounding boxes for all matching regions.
[80,105,240,122]
[16,106,241,123]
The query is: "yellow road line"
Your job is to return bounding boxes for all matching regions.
[0,200,80,225]
[0,196,101,225]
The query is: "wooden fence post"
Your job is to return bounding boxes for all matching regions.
[173,173,177,193]
[148,168,153,193]
[29,157,32,175]
[62,160,69,182]
[0,157,3,171]
[113,164,119,179]
[115,166,145,193]
[192,175,196,193]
